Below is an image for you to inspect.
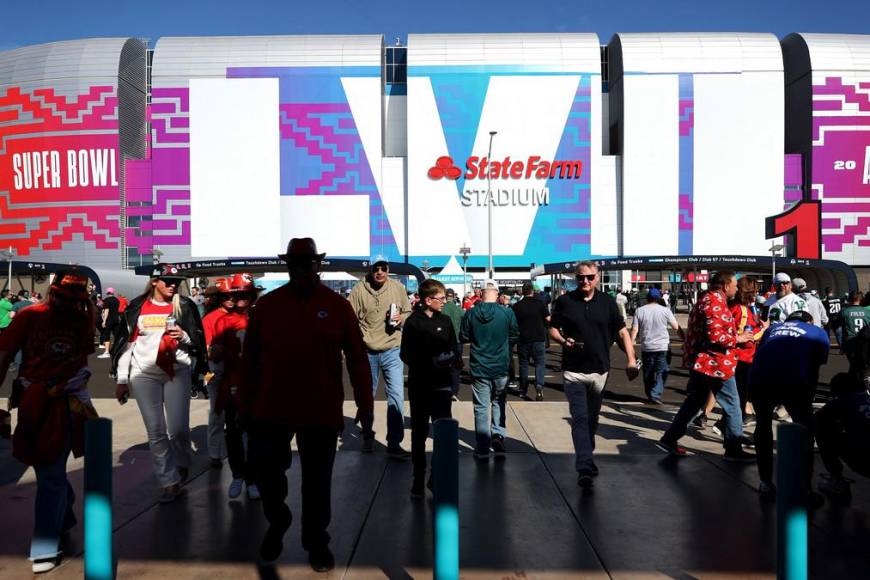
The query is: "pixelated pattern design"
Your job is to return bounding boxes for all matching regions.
[125,87,191,255]
[0,85,120,256]
[678,74,694,255]
[810,76,870,260]
[525,76,592,257]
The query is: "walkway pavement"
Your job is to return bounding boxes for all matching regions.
[2,390,869,578]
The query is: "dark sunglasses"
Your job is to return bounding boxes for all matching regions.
[287,258,319,269]
[371,265,388,273]
[575,274,596,282]
[158,277,182,286]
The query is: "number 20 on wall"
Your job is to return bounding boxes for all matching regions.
[833,146,870,185]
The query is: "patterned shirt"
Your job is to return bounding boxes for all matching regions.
[684,290,738,380]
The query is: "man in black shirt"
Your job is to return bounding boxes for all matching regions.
[512,282,550,401]
[550,261,639,488]
[822,287,843,348]
[98,288,120,358]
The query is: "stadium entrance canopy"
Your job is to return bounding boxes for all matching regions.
[133,258,428,284]
[531,255,858,295]
[3,261,104,294]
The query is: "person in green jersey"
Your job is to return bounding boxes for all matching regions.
[840,291,868,367]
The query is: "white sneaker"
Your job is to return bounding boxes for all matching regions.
[228,478,244,499]
[247,483,261,500]
[32,558,58,573]
[97,353,111,359]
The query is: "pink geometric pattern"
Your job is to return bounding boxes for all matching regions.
[0,85,120,257]
[125,87,192,253]
[811,76,870,257]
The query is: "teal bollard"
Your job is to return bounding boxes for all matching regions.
[84,418,113,580]
[432,418,459,580]
[776,422,808,580]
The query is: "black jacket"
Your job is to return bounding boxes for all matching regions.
[110,294,207,377]
[400,309,457,392]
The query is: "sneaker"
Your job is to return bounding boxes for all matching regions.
[247,484,261,500]
[451,394,460,402]
[758,480,777,502]
[535,387,544,402]
[577,470,595,489]
[688,413,707,431]
[775,406,793,422]
[656,437,688,456]
[386,445,411,459]
[710,420,723,437]
[473,451,489,461]
[739,434,755,448]
[520,393,532,401]
[308,546,335,573]
[260,513,291,564]
[362,435,374,453]
[743,413,757,427]
[647,397,664,405]
[228,478,244,499]
[818,475,851,500]
[96,353,110,359]
[589,461,599,477]
[491,436,506,454]
[410,479,425,499]
[723,448,755,463]
[32,558,58,574]
[159,483,180,504]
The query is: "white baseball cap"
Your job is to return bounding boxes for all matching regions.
[773,272,791,284]
[483,279,499,290]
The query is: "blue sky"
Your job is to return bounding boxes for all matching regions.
[0,0,865,51]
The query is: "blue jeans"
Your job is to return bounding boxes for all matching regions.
[471,376,507,454]
[641,350,669,401]
[368,347,405,447]
[563,371,608,471]
[30,441,75,560]
[664,371,744,450]
[517,341,546,393]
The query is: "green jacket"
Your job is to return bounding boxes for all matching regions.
[459,302,519,379]
[0,298,12,329]
[442,301,464,338]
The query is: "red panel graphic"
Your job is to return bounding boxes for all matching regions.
[765,200,822,260]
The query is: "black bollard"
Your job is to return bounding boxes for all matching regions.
[776,422,808,580]
[85,418,113,580]
[432,418,459,580]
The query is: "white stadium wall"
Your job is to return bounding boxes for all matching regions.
[609,33,786,258]
[1,32,868,274]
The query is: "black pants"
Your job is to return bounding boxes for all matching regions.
[750,381,815,485]
[248,423,338,551]
[224,402,251,483]
[734,361,752,413]
[410,389,453,480]
[815,404,870,479]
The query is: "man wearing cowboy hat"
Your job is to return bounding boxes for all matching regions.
[240,238,373,572]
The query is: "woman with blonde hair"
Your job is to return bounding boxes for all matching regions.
[111,264,206,502]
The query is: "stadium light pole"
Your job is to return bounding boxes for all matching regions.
[459,244,471,297]
[487,131,497,280]
[770,243,785,281]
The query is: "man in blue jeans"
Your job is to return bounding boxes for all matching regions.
[630,288,684,404]
[550,261,639,488]
[512,282,550,401]
[460,279,519,460]
[657,271,755,462]
[349,256,412,457]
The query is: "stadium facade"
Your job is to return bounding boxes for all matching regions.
[0,32,869,285]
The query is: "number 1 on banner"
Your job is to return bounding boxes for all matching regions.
[765,200,822,260]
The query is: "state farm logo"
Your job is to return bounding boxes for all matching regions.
[428,156,462,180]
[427,155,583,181]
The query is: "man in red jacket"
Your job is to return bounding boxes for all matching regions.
[240,238,373,572]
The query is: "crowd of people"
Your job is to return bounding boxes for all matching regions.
[1,242,869,574]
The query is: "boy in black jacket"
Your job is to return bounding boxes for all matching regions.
[400,279,460,498]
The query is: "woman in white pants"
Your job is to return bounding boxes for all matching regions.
[112,264,206,502]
